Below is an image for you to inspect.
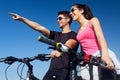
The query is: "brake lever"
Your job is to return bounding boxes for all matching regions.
[4,56,17,65]
[48,46,55,50]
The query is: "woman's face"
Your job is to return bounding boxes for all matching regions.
[70,6,82,21]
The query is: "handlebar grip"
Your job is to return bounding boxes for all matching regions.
[0,58,6,62]
[37,36,70,52]
[99,61,107,68]
[38,36,56,46]
[90,56,107,68]
[0,56,17,64]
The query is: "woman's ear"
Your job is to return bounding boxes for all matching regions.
[80,9,84,14]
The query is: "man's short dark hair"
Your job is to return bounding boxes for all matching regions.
[58,11,72,25]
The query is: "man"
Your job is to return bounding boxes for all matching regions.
[9,11,79,80]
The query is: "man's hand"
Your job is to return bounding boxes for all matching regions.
[8,12,23,20]
[50,50,62,58]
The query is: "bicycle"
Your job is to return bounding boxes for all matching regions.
[37,36,118,80]
[0,54,51,80]
[0,36,117,80]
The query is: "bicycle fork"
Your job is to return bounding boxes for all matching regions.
[26,62,40,80]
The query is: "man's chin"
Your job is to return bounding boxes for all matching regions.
[59,26,62,28]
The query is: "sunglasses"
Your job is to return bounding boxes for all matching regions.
[57,17,66,20]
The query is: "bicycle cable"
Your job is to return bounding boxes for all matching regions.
[5,65,11,80]
[17,62,26,80]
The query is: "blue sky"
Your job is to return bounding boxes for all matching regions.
[0,0,120,80]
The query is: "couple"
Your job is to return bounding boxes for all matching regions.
[9,3,120,80]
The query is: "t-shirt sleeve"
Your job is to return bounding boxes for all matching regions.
[70,31,77,40]
[49,31,56,40]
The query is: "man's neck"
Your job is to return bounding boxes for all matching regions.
[62,25,71,33]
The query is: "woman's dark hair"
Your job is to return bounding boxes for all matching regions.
[58,11,72,25]
[72,4,94,20]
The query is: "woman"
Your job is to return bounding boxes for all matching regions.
[70,3,120,80]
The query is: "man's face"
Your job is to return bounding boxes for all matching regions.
[57,14,68,28]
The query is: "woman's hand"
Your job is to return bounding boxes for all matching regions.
[101,55,114,69]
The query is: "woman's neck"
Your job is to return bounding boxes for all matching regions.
[77,16,88,27]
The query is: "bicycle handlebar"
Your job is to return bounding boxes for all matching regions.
[37,36,107,68]
[38,36,56,46]
[38,36,80,57]
[0,54,51,65]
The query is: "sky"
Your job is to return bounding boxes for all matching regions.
[0,0,120,80]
